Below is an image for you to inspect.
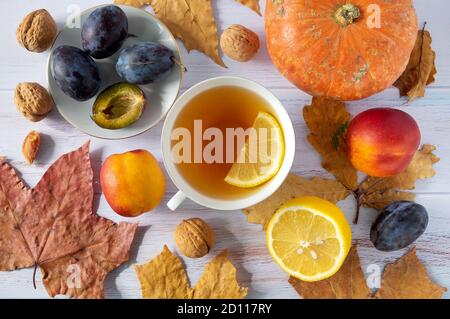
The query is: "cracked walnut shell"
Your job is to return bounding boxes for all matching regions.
[14,82,53,122]
[220,25,260,62]
[174,218,215,258]
[17,9,57,53]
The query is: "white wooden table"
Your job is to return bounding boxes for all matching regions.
[0,0,449,299]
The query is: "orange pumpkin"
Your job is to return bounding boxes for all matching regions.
[265,0,418,101]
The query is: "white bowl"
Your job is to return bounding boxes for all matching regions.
[47,5,183,139]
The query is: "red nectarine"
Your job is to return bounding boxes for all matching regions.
[346,108,420,177]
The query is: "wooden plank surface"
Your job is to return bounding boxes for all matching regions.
[0,0,449,298]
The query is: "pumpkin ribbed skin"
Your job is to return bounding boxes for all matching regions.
[265,0,418,101]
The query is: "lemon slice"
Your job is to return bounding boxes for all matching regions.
[266,196,352,282]
[225,112,285,188]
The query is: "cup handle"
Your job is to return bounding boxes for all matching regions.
[167,191,187,211]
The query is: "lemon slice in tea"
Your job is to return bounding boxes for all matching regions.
[224,112,285,188]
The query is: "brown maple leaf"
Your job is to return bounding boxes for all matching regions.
[135,246,248,299]
[361,145,439,210]
[0,143,137,299]
[289,246,371,299]
[375,248,447,299]
[115,0,225,67]
[303,97,358,190]
[243,173,350,229]
[394,26,437,102]
[290,245,447,299]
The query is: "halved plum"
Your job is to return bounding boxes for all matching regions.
[92,83,146,130]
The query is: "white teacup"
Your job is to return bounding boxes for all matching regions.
[161,76,295,211]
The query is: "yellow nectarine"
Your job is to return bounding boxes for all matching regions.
[100,150,166,217]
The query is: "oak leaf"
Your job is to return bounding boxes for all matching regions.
[243,173,350,229]
[361,145,439,210]
[303,97,358,190]
[289,246,371,299]
[375,248,447,299]
[115,0,225,67]
[135,246,248,299]
[0,143,137,299]
[394,29,437,101]
[235,0,261,15]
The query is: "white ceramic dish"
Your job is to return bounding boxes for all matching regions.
[162,76,296,211]
[47,5,183,139]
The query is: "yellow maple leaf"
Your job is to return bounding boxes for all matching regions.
[394,29,437,101]
[134,245,193,298]
[289,246,372,299]
[303,97,358,190]
[243,173,350,229]
[375,248,447,299]
[134,246,248,299]
[361,145,439,210]
[114,0,148,7]
[115,0,225,67]
[193,250,248,298]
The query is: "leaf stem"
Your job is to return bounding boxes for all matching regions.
[32,263,38,289]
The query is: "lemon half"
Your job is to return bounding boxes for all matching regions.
[266,196,352,282]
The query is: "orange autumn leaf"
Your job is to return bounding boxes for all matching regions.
[289,246,371,299]
[394,29,437,101]
[0,143,137,299]
[375,248,447,299]
[303,97,358,190]
[134,246,248,299]
[243,173,350,229]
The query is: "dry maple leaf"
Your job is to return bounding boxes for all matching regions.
[394,27,437,101]
[289,245,446,299]
[235,0,261,15]
[375,248,447,299]
[115,0,225,67]
[135,246,248,299]
[134,245,193,298]
[303,97,358,190]
[361,145,439,210]
[114,0,148,6]
[243,173,350,229]
[0,143,137,299]
[289,246,371,299]
[193,250,248,298]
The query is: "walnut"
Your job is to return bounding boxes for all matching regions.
[22,131,41,165]
[14,82,54,122]
[16,9,57,53]
[174,218,215,258]
[220,24,260,62]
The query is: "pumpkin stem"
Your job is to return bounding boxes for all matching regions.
[334,4,360,27]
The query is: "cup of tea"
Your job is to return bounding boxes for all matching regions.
[161,76,295,210]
